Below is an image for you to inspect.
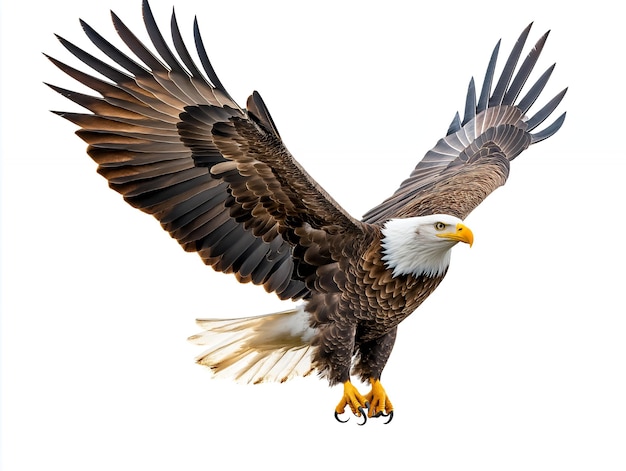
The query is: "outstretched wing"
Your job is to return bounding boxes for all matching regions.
[46,0,362,300]
[362,24,567,223]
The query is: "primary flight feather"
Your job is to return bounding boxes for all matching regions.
[47,0,566,424]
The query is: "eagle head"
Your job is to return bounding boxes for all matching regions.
[381,214,473,278]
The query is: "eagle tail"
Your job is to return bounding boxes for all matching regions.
[188,306,317,383]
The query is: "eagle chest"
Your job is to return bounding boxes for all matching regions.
[350,241,445,332]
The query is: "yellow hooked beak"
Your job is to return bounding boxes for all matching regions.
[437,223,474,247]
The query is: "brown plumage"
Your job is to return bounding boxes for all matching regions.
[47,1,566,422]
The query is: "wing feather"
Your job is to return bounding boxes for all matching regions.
[489,23,533,107]
[476,40,500,114]
[363,24,566,223]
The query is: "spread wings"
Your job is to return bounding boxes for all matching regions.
[47,0,363,301]
[362,24,567,223]
[47,2,566,302]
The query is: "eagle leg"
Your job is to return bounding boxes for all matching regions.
[334,380,369,425]
[364,378,394,423]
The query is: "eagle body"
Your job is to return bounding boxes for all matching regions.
[47,1,567,422]
[304,219,449,385]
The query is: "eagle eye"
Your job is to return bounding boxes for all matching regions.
[434,222,446,231]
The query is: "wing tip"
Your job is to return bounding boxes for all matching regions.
[530,110,567,143]
[456,23,566,141]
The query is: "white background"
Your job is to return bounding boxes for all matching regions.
[2,0,625,469]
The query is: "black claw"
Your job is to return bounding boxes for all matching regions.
[357,407,367,426]
[334,407,373,425]
[334,411,349,423]
[382,410,394,424]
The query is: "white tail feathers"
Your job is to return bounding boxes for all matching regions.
[188,306,317,384]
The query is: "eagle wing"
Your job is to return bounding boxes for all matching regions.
[47,1,362,300]
[362,24,567,223]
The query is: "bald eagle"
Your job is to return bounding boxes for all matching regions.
[47,0,566,424]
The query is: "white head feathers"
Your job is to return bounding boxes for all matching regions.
[381,214,471,278]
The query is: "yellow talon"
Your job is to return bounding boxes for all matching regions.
[335,380,368,417]
[364,378,394,418]
[334,379,394,424]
